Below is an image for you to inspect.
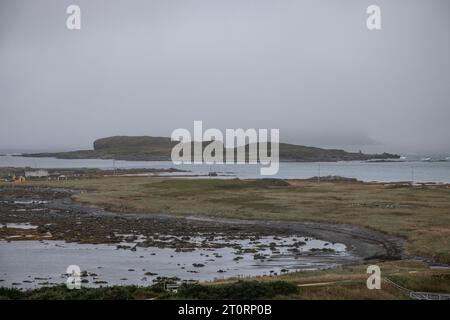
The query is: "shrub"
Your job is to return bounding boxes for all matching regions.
[177,280,297,300]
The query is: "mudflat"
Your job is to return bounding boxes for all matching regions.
[4,176,448,263]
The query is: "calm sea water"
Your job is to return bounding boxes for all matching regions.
[1,155,450,183]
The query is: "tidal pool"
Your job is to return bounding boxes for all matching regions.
[0,235,355,289]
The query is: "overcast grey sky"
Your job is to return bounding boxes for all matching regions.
[1,0,449,154]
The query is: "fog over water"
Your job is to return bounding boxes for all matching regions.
[1,0,450,154]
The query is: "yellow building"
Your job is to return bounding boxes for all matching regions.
[11,175,26,183]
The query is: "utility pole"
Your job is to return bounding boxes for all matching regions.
[318,163,321,183]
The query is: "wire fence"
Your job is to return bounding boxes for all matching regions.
[384,277,450,300]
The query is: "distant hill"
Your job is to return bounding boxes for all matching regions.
[23,136,400,162]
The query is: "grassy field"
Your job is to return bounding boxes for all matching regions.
[24,176,450,264]
[212,260,450,299]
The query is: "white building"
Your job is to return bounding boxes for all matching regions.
[25,170,49,178]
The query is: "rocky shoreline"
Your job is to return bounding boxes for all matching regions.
[0,186,404,263]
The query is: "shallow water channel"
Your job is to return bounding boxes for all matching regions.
[0,232,355,289]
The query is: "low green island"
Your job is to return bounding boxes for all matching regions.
[21,136,400,162]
